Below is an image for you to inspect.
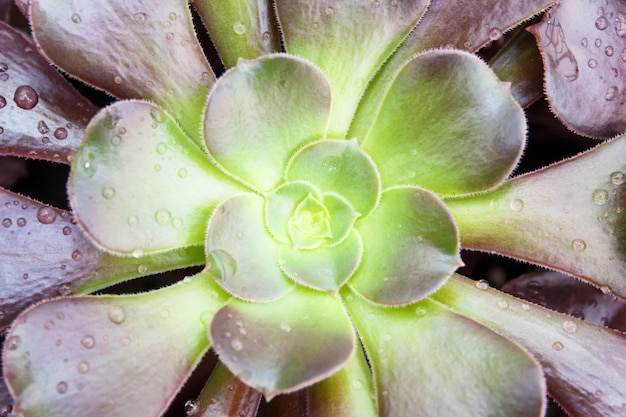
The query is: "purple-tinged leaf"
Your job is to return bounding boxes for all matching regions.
[434,274,626,417]
[31,0,215,144]
[69,101,243,255]
[3,274,230,417]
[189,362,262,417]
[0,187,205,333]
[490,28,545,108]
[205,193,293,302]
[275,0,429,138]
[349,0,556,140]
[344,288,546,417]
[0,21,96,164]
[529,0,626,138]
[204,55,331,192]
[362,50,525,196]
[193,0,281,68]
[503,270,626,331]
[14,0,29,17]
[350,187,461,306]
[306,344,377,417]
[210,287,355,400]
[446,135,626,297]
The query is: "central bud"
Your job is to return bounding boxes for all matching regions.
[291,193,332,243]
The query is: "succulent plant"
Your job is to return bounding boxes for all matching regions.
[0,0,625,416]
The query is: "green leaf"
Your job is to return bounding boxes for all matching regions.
[350,187,461,306]
[210,287,355,400]
[349,0,557,140]
[0,188,205,333]
[193,0,281,68]
[279,231,363,292]
[69,101,243,255]
[0,21,97,164]
[204,55,331,191]
[362,50,525,197]
[275,0,429,138]
[446,135,626,298]
[344,288,546,417]
[206,193,294,302]
[306,342,378,417]
[529,0,626,138]
[3,275,229,417]
[490,27,545,108]
[434,274,626,417]
[189,362,262,417]
[287,139,381,216]
[30,0,214,143]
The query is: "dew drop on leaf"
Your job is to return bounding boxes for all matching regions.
[2,218,11,228]
[13,85,39,110]
[552,341,564,351]
[77,360,89,373]
[71,250,82,261]
[571,239,587,252]
[0,96,6,109]
[6,335,21,350]
[37,206,57,224]
[101,187,116,200]
[71,13,81,23]
[593,189,609,205]
[611,171,625,185]
[230,338,243,351]
[81,335,95,349]
[488,27,502,40]
[155,209,172,225]
[62,226,71,235]
[54,127,68,140]
[562,320,578,334]
[595,16,609,30]
[232,22,246,35]
[280,322,292,333]
[475,279,490,290]
[58,282,72,296]
[134,12,147,24]
[56,381,68,394]
[108,306,126,324]
[38,120,50,134]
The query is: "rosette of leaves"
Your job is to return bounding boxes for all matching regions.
[1,0,626,416]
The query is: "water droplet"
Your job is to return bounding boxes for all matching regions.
[600,285,612,295]
[0,62,6,72]
[71,13,81,23]
[81,335,95,349]
[596,16,609,30]
[475,279,489,290]
[156,142,167,154]
[0,96,6,108]
[122,336,131,346]
[562,320,577,334]
[101,187,116,200]
[581,37,589,47]
[113,76,123,84]
[488,27,502,41]
[352,379,363,389]
[571,239,587,252]
[593,390,603,399]
[262,31,271,42]
[71,250,82,261]
[207,249,237,281]
[132,248,144,258]
[230,338,243,351]
[77,360,89,373]
[37,120,50,134]
[595,38,602,48]
[58,282,73,296]
[1,218,10,228]
[61,226,72,235]
[43,320,54,330]
[138,264,148,274]
[14,85,39,109]
[134,12,147,23]
[280,322,291,333]
[54,127,68,140]
[185,400,198,415]
[324,6,334,15]
[127,216,139,225]
[171,217,183,228]
[56,381,68,394]
[37,206,57,224]
[588,58,598,69]
[605,86,618,101]
[498,300,509,309]
[177,168,188,179]
[6,335,21,350]
[155,209,172,225]
[611,171,624,185]
[521,303,531,311]
[593,189,609,205]
[605,45,614,56]
[552,341,564,351]
[108,306,126,324]
[232,22,246,34]
[510,198,524,212]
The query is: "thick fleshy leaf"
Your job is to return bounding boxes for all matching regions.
[0,21,96,164]
[529,0,626,138]
[205,193,293,302]
[349,0,556,139]
[14,0,29,17]
[434,274,626,417]
[503,270,626,331]
[0,188,204,333]
[446,135,626,297]
[350,187,460,306]
[193,0,281,68]
[306,343,377,417]
[490,28,545,108]
[344,288,546,417]
[287,139,380,216]
[275,0,428,138]
[31,0,214,143]
[204,55,331,191]
[3,274,230,417]
[189,362,262,417]
[69,101,243,255]
[362,50,525,196]
[210,287,355,400]
[279,231,363,292]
